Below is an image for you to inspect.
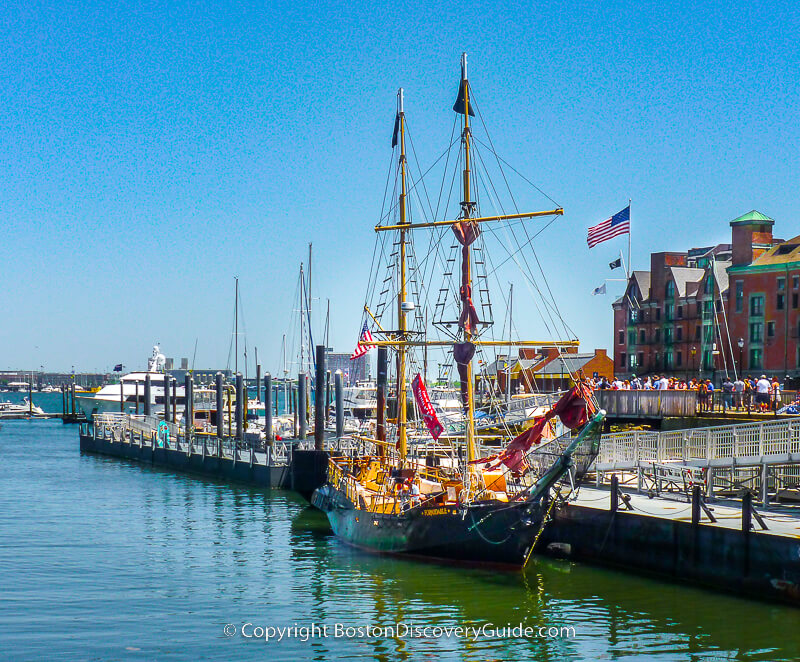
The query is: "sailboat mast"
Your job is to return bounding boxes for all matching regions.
[397,87,409,461]
[299,264,305,376]
[460,53,477,465]
[235,276,239,377]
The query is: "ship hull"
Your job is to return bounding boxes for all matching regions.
[312,484,545,566]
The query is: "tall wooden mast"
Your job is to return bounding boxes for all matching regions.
[460,53,477,466]
[397,88,409,461]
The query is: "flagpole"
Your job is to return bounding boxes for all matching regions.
[627,198,632,280]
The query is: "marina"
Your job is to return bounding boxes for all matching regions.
[4,2,800,658]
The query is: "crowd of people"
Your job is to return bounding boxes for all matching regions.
[592,374,784,412]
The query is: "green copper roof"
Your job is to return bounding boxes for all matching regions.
[729,209,774,226]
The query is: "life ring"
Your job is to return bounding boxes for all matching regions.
[157,421,169,448]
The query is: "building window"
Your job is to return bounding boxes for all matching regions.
[705,277,714,295]
[794,275,799,290]
[778,277,786,291]
[665,303,674,321]
[703,350,713,370]
[655,329,661,342]
[703,300,713,317]
[619,352,626,368]
[676,350,683,367]
[639,329,646,343]
[638,351,644,368]
[656,308,661,321]
[628,354,637,369]
[695,326,701,340]
[797,345,800,368]
[750,295,764,317]
[676,326,683,341]
[735,281,743,312]
[778,293,785,310]
[750,322,763,343]
[628,330,636,346]
[665,350,674,369]
[793,293,798,309]
[629,309,639,323]
[665,281,675,298]
[749,348,763,369]
[767,321,776,338]
[618,330,624,344]
[677,306,683,319]
[664,327,674,344]
[703,324,713,343]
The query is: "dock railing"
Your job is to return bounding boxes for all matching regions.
[596,417,800,504]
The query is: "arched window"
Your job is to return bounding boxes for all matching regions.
[665,281,675,298]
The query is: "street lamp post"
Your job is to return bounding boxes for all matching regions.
[691,346,697,377]
[738,338,745,376]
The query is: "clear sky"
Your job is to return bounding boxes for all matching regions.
[2,0,799,374]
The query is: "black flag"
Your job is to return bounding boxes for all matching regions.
[452,80,475,116]
[609,257,622,270]
[391,113,400,148]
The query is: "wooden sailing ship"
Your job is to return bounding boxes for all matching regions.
[312,54,605,566]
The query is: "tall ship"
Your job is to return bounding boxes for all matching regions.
[312,55,604,565]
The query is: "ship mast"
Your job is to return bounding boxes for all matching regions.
[460,53,477,466]
[397,87,409,461]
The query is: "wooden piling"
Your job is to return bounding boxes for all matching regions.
[215,372,224,439]
[298,373,307,440]
[314,345,325,451]
[265,373,273,443]
[144,375,152,417]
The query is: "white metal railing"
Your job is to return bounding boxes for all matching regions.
[597,417,800,471]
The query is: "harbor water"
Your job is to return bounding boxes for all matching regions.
[2,420,800,661]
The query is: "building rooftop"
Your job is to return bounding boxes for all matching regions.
[730,209,774,226]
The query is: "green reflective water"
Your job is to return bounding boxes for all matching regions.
[1,419,798,661]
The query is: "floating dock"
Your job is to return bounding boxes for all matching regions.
[78,414,328,497]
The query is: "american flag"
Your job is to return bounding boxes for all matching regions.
[350,321,375,360]
[587,205,630,248]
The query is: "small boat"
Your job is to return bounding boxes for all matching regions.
[0,398,46,419]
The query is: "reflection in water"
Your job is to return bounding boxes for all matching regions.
[0,420,798,661]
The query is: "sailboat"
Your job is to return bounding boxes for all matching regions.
[312,55,604,566]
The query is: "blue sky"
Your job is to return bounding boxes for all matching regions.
[2,0,799,373]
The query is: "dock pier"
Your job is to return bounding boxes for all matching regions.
[79,413,329,495]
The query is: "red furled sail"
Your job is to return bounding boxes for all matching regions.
[412,373,444,441]
[452,221,480,334]
[470,381,596,475]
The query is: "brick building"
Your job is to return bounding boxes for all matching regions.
[613,210,799,381]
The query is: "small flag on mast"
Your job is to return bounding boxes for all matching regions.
[587,205,631,248]
[591,284,607,296]
[609,257,622,270]
[350,321,375,360]
[113,364,123,372]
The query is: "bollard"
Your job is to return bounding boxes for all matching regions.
[235,373,244,440]
[185,374,193,434]
[610,475,619,512]
[377,346,387,445]
[215,372,224,439]
[335,370,344,441]
[164,376,171,423]
[691,485,701,526]
[298,373,307,440]
[315,345,325,451]
[144,375,152,417]
[265,373,273,443]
